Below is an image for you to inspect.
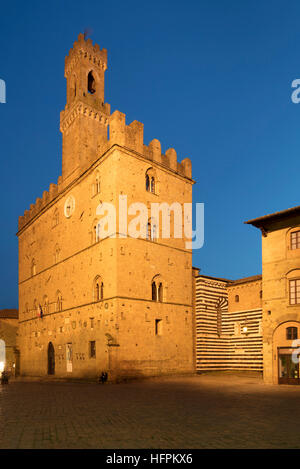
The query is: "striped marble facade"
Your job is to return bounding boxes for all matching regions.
[195,273,263,372]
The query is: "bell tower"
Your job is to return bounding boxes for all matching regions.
[60,33,110,183]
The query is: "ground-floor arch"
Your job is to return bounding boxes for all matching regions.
[47,342,55,375]
[273,320,300,385]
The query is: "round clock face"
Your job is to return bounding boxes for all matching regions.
[64,195,75,218]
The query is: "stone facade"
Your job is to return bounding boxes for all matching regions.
[17,34,194,380]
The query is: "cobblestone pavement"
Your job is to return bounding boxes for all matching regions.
[0,373,300,449]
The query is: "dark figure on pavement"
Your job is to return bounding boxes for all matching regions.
[99,371,108,384]
[1,370,9,385]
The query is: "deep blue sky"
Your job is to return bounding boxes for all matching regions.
[1,0,300,308]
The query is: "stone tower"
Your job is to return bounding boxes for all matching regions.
[60,33,110,184]
[17,34,195,380]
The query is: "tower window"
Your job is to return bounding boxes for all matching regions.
[235,295,239,303]
[88,71,96,94]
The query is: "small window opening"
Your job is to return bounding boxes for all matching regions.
[286,327,298,340]
[155,319,162,336]
[90,341,96,358]
[88,71,96,94]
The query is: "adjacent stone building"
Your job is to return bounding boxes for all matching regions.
[194,203,300,386]
[246,205,300,384]
[17,34,194,380]
[194,270,262,373]
[0,309,19,375]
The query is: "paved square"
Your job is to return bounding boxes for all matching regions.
[0,373,300,449]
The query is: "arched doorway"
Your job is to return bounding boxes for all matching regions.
[47,342,55,375]
[273,321,300,385]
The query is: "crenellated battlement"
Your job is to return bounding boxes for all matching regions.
[109,110,192,179]
[18,179,61,231]
[65,33,107,77]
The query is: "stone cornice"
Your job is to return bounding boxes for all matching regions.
[60,100,109,132]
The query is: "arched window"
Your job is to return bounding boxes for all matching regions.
[145,168,157,194]
[31,259,36,277]
[259,290,262,299]
[92,172,101,196]
[52,209,59,227]
[217,307,222,336]
[286,327,298,340]
[94,276,104,301]
[88,71,96,94]
[215,297,227,337]
[56,291,63,312]
[91,219,100,244]
[95,175,100,194]
[146,174,150,191]
[151,276,164,302]
[158,283,163,302]
[54,244,60,264]
[152,282,157,301]
[43,295,49,315]
[33,299,38,316]
[150,177,155,194]
[235,295,239,303]
[147,218,158,241]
